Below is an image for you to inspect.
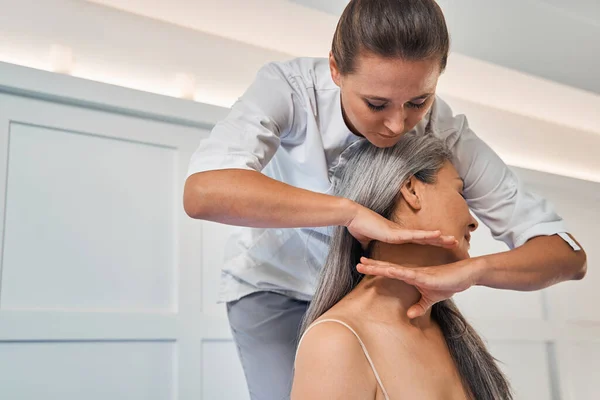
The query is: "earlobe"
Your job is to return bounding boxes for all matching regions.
[400,177,422,211]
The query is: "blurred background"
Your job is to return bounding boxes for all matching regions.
[0,0,598,399]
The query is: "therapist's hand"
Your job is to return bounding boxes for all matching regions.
[356,256,485,319]
[345,203,457,250]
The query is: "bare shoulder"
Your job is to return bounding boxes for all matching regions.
[291,318,376,400]
[298,318,364,359]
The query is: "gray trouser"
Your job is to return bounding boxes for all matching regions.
[226,291,310,400]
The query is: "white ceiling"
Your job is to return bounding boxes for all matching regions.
[538,0,600,25]
[292,0,600,26]
[435,0,600,95]
[291,0,600,95]
[84,0,600,96]
[83,0,339,59]
[83,0,599,95]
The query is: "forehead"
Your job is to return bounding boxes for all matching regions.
[349,52,441,96]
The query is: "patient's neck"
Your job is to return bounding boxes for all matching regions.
[354,242,454,328]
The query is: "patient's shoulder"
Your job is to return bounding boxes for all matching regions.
[292,318,376,399]
[299,318,364,356]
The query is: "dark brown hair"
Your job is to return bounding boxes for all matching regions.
[332,0,450,74]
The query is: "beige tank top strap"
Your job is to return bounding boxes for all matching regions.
[296,318,391,400]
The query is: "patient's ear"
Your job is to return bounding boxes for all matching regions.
[399,176,422,211]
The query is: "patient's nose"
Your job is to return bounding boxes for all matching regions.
[469,214,479,232]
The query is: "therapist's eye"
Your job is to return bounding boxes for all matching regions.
[365,101,386,112]
[405,99,429,109]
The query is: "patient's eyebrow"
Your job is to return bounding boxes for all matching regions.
[455,177,465,190]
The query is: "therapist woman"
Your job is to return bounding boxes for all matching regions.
[183,0,587,398]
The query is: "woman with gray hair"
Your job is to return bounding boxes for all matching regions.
[292,133,512,399]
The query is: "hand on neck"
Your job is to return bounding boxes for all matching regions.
[355,242,456,328]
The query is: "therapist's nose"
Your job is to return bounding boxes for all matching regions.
[385,109,405,136]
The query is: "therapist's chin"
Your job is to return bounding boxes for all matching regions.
[364,131,405,148]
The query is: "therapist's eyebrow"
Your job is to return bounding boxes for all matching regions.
[409,93,433,101]
[363,93,433,102]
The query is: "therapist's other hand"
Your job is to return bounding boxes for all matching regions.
[356,257,484,319]
[345,203,457,250]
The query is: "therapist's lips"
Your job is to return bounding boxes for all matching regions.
[375,132,401,139]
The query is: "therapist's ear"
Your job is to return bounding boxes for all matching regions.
[400,176,423,211]
[329,52,342,86]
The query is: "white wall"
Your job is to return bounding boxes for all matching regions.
[443,94,600,183]
[0,0,292,107]
[0,63,245,400]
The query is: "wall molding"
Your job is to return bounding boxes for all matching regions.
[0,62,229,130]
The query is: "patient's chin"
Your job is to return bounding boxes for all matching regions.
[449,247,470,262]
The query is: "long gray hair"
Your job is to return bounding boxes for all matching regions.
[301,133,512,399]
